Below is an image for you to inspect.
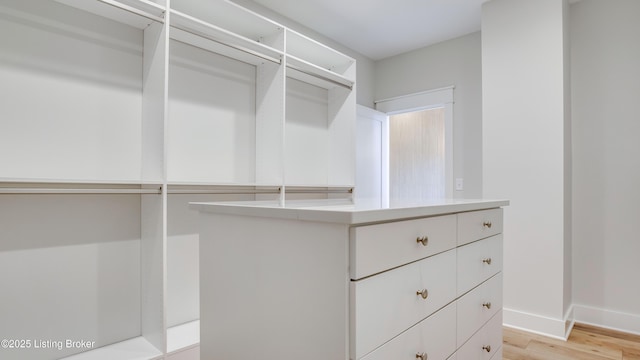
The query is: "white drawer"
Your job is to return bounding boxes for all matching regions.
[491,346,503,360]
[350,215,456,279]
[351,249,457,359]
[457,273,503,345]
[457,234,502,296]
[359,302,456,360]
[456,311,503,360]
[458,208,503,246]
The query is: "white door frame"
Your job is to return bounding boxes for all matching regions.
[375,86,454,199]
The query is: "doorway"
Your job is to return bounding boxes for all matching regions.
[355,87,454,207]
[389,107,446,205]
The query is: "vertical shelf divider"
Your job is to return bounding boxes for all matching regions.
[141,8,169,355]
[255,31,286,203]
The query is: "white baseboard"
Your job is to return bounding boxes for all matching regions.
[573,304,640,336]
[503,307,574,340]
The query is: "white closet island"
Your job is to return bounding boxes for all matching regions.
[191,199,508,360]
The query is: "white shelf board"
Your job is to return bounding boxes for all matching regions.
[286,29,354,75]
[55,0,165,29]
[167,320,200,354]
[0,177,163,185]
[170,10,283,65]
[171,0,282,43]
[60,336,163,360]
[286,55,354,90]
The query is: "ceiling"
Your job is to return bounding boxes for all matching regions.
[245,0,487,60]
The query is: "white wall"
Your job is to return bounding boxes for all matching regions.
[482,0,572,338]
[374,32,483,199]
[571,0,640,334]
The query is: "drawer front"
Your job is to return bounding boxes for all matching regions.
[458,208,503,246]
[351,249,457,359]
[490,346,503,360]
[456,311,503,360]
[457,234,502,296]
[457,273,503,345]
[360,302,456,360]
[350,214,456,279]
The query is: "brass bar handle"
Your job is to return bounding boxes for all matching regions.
[482,258,492,265]
[482,302,492,309]
[416,289,429,300]
[483,221,492,228]
[416,236,429,246]
[416,352,427,360]
[482,345,492,352]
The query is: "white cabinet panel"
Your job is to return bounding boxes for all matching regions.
[456,312,503,360]
[350,214,456,279]
[457,234,503,296]
[360,303,456,360]
[351,250,456,359]
[458,208,503,246]
[457,273,503,345]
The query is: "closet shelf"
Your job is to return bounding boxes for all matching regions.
[286,29,355,75]
[287,55,354,90]
[167,320,200,354]
[54,0,165,29]
[170,10,283,66]
[59,336,162,360]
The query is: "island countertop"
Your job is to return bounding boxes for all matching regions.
[190,198,509,225]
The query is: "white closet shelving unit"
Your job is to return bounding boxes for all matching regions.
[0,0,356,359]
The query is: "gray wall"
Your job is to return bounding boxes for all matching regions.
[374,32,483,199]
[571,0,640,332]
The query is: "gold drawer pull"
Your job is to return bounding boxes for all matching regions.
[482,302,492,309]
[482,345,492,352]
[416,289,429,300]
[483,221,492,228]
[482,258,492,265]
[416,236,429,246]
[415,352,427,360]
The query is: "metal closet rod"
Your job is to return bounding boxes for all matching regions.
[284,188,353,194]
[0,188,162,195]
[286,64,353,90]
[0,186,353,195]
[167,187,354,195]
[167,188,280,195]
[170,24,282,65]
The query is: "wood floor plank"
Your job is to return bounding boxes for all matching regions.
[503,323,640,360]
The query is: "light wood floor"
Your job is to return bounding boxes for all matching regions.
[503,323,640,360]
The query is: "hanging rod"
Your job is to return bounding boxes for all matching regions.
[170,13,282,65]
[284,188,353,194]
[167,189,281,195]
[167,188,353,195]
[286,63,353,90]
[0,188,162,195]
[97,0,165,24]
